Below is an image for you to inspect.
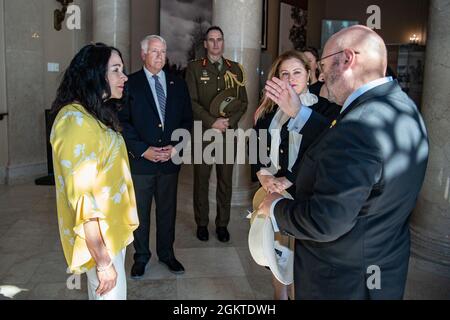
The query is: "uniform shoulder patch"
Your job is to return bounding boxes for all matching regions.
[224,59,233,68]
[226,59,242,70]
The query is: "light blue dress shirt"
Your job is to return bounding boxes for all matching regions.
[340,76,393,114]
[269,76,394,232]
[287,106,313,133]
[141,67,167,157]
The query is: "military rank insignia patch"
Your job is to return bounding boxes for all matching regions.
[201,70,210,81]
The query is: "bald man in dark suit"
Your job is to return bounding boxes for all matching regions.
[259,25,429,299]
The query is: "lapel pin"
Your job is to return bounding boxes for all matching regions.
[330,119,337,128]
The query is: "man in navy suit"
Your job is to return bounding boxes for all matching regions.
[259,25,429,299]
[119,35,193,278]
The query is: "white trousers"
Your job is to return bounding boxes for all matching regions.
[86,248,127,300]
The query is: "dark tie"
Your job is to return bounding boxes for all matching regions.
[152,74,166,122]
[213,61,220,72]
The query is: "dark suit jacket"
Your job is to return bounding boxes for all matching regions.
[119,69,193,175]
[274,80,429,299]
[251,98,341,190]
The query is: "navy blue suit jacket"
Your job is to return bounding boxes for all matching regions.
[119,69,193,175]
[274,80,429,299]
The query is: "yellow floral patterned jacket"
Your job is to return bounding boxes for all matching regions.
[50,103,139,274]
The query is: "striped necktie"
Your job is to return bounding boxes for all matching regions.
[152,74,166,122]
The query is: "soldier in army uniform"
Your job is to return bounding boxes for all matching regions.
[185,26,248,242]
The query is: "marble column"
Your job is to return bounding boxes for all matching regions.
[211,0,263,206]
[408,0,450,298]
[0,0,8,184]
[92,0,130,69]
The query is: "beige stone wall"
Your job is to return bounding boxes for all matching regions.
[2,0,92,184]
[0,0,159,184]
[410,0,450,277]
[4,0,46,183]
[0,0,8,184]
[43,0,92,111]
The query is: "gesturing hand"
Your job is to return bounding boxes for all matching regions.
[265,77,302,118]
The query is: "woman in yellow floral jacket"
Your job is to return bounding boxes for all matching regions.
[50,43,139,300]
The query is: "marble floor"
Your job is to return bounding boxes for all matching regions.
[0,165,274,300]
[0,165,449,300]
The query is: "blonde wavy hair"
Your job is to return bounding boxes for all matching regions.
[254,50,310,124]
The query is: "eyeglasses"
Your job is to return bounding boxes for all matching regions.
[317,49,360,73]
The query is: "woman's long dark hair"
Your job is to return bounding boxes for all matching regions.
[51,43,127,132]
